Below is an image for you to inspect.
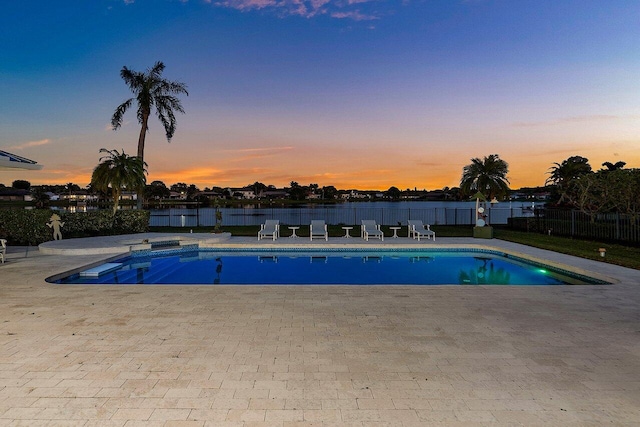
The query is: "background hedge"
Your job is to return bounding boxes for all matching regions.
[0,210,150,245]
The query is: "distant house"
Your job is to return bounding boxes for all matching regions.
[0,188,30,201]
[59,190,90,202]
[422,190,445,201]
[225,187,256,199]
[401,190,427,200]
[343,190,370,200]
[197,191,223,200]
[169,191,186,200]
[510,191,549,201]
[120,191,137,201]
[46,192,59,201]
[261,189,288,200]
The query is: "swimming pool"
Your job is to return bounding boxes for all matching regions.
[48,248,608,285]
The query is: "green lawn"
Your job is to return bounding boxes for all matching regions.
[149,225,640,270]
[494,229,640,270]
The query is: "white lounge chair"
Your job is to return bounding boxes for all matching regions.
[310,220,328,241]
[361,220,384,241]
[0,239,5,264]
[407,220,435,241]
[258,220,280,241]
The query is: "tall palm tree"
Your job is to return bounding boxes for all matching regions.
[111,61,188,161]
[111,61,188,207]
[91,149,147,213]
[460,154,510,200]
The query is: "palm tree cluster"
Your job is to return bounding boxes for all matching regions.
[110,61,188,209]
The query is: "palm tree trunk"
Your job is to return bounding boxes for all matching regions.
[137,114,148,161]
[112,188,120,214]
[136,114,149,210]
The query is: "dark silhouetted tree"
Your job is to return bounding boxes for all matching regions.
[91,149,147,213]
[12,180,30,190]
[460,154,510,200]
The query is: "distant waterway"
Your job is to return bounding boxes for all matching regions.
[6,200,542,227]
[149,200,544,227]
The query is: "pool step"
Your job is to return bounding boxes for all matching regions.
[80,263,123,277]
[132,256,184,284]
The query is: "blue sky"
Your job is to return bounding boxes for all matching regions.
[1,0,639,190]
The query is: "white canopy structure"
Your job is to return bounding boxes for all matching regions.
[0,150,43,171]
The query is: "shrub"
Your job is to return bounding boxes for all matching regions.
[507,217,541,233]
[0,210,150,245]
[0,209,51,245]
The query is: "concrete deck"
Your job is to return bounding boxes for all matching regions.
[1,234,639,426]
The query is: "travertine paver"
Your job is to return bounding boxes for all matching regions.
[0,236,639,426]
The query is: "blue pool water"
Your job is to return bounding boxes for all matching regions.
[48,249,607,285]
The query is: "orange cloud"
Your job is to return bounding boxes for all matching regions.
[149,167,277,187]
[9,139,51,150]
[24,166,93,186]
[150,167,225,184]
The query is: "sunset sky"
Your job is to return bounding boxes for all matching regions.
[1,0,639,191]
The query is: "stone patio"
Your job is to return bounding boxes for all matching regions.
[0,235,639,426]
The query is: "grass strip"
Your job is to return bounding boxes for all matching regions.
[494,229,640,270]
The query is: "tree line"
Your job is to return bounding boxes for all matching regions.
[545,156,639,218]
[6,151,636,220]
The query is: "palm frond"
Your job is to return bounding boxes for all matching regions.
[149,61,165,79]
[111,99,133,129]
